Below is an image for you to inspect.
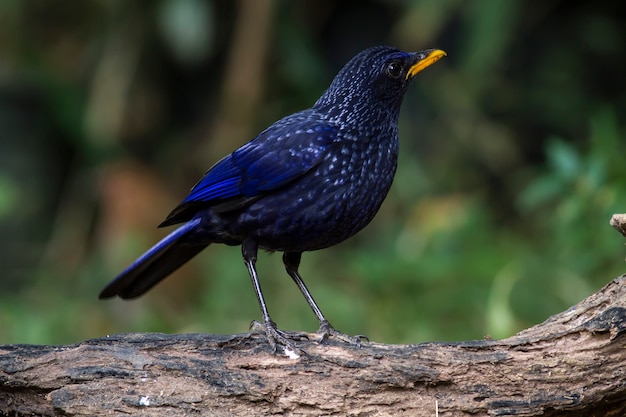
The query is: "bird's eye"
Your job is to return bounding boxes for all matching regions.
[386,61,403,78]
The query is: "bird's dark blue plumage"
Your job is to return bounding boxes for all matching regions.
[100,46,446,353]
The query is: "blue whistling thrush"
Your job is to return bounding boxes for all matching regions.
[100,46,446,353]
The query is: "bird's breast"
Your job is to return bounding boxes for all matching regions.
[240,133,399,252]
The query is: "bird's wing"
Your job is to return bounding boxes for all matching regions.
[234,125,337,195]
[159,122,337,226]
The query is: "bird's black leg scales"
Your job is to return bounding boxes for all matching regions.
[242,239,308,353]
[283,252,368,347]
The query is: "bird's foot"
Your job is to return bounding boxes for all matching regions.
[249,320,308,356]
[317,320,368,347]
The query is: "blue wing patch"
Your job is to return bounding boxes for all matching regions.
[161,121,338,226]
[180,156,242,203]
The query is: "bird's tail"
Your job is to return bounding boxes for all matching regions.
[99,218,208,299]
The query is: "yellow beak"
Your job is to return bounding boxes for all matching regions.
[406,49,447,80]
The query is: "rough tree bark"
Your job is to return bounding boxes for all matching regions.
[2,215,626,416]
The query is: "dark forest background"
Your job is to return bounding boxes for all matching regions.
[1,0,624,345]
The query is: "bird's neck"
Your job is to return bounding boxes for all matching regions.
[313,92,402,132]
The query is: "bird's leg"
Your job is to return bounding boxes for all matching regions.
[282,252,368,347]
[242,240,306,354]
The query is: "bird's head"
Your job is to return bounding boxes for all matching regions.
[314,46,446,125]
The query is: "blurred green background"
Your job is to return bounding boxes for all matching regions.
[1,0,624,346]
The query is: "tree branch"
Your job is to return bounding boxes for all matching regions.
[2,215,626,416]
[2,274,625,416]
[611,213,626,238]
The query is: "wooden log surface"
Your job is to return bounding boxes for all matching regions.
[2,214,626,416]
[1,272,625,416]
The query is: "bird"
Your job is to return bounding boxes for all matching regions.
[99,46,446,353]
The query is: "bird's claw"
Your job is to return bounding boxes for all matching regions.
[317,321,368,347]
[249,320,308,356]
[249,320,367,353]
